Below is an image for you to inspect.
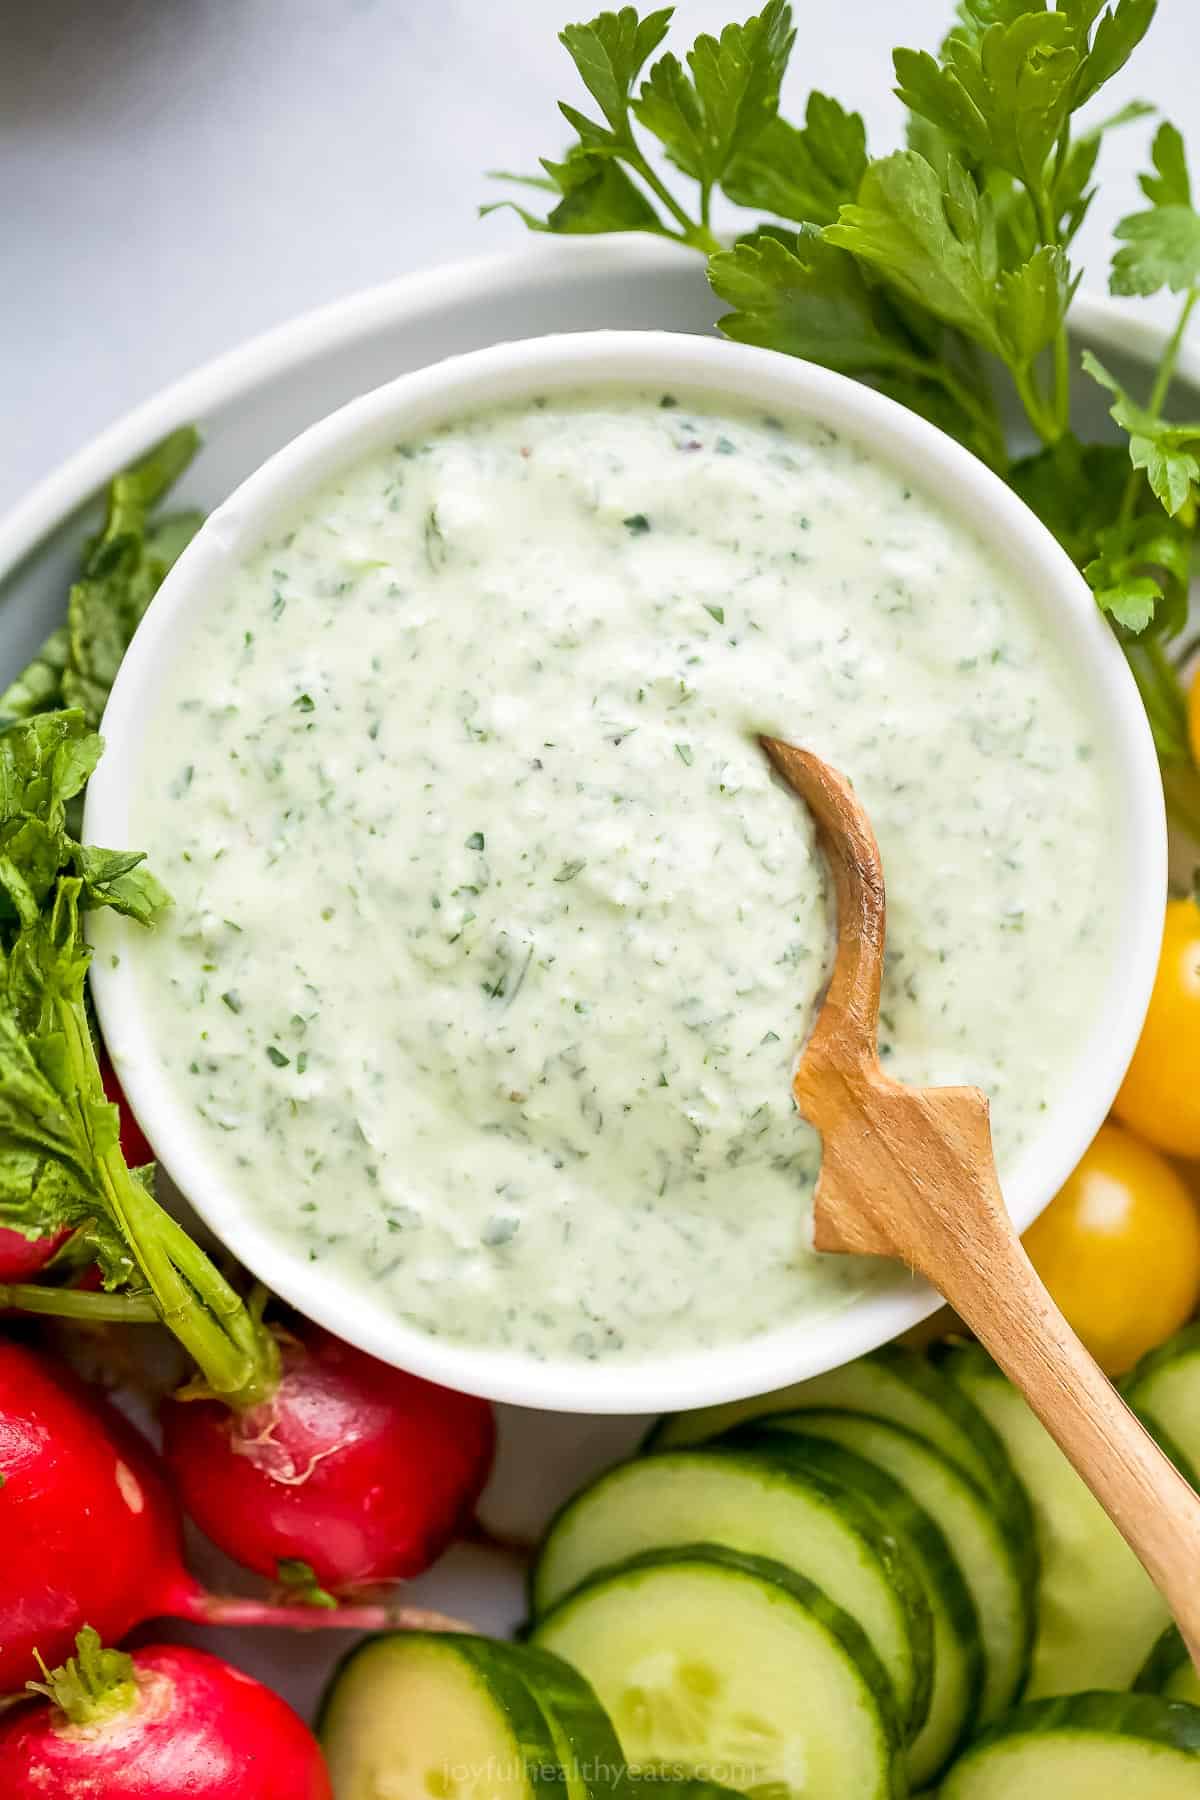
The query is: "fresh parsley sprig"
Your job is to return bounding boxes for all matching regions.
[484,2,795,252]
[490,0,1200,839]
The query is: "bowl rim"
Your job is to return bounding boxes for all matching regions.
[85,326,1166,1414]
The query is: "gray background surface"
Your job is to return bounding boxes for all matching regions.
[2,0,1195,508]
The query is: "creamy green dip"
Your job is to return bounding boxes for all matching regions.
[120,389,1117,1362]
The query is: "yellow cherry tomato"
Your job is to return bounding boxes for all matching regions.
[1114,898,1200,1157]
[1190,664,1200,769]
[1023,1122,1200,1375]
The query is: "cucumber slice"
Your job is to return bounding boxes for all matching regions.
[764,1408,1034,1720]
[940,1692,1200,1798]
[319,1632,567,1800]
[528,1446,932,1740]
[1137,1628,1200,1706]
[735,1426,981,1790]
[945,1344,1170,1694]
[486,1641,627,1800]
[531,1545,905,1800]
[1122,1325,1200,1487]
[647,1344,1032,1542]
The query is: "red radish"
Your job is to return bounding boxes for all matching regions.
[0,1629,332,1798]
[162,1323,496,1591]
[0,1337,467,1693]
[0,1225,69,1282]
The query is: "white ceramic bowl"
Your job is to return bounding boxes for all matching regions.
[86,328,1166,1414]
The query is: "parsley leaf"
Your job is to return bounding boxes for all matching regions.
[824,152,1005,354]
[722,93,868,226]
[559,5,674,138]
[1071,0,1156,109]
[1084,350,1200,518]
[0,630,70,724]
[1140,119,1192,208]
[0,429,202,729]
[712,227,917,370]
[1111,122,1200,297]
[633,0,794,194]
[894,12,1080,192]
[495,146,669,235]
[926,0,1154,125]
[1085,512,1192,636]
[995,242,1074,365]
[1048,99,1153,246]
[712,224,1008,467]
[73,845,170,926]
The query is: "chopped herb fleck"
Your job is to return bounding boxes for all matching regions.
[554,859,586,883]
[424,505,446,570]
[623,513,651,535]
[266,1045,290,1068]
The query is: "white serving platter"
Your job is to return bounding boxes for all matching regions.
[1,236,1195,1724]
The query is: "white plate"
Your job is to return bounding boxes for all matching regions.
[1,238,1194,1724]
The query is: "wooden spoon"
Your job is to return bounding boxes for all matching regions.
[761,733,1200,1670]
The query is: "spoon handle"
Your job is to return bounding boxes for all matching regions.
[905,1131,1200,1673]
[761,734,1200,1667]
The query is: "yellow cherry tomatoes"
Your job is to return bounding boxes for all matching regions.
[1114,898,1200,1158]
[1023,1122,1200,1375]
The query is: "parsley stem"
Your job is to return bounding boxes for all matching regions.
[1126,636,1191,764]
[1146,286,1199,419]
[1118,285,1200,526]
[1012,360,1061,448]
[1031,186,1070,441]
[1050,327,1071,437]
[932,370,1009,472]
[623,143,721,253]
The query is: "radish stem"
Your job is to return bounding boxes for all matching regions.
[0,1282,159,1322]
[183,1592,473,1634]
[56,990,279,1410]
